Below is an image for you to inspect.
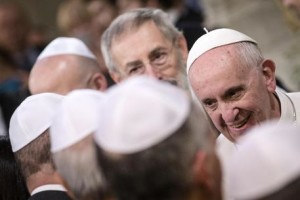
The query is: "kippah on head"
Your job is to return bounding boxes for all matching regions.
[50,89,106,153]
[94,76,191,154]
[9,93,64,152]
[229,121,300,199]
[186,28,257,74]
[37,37,96,60]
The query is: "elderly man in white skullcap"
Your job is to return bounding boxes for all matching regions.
[29,37,107,95]
[50,89,109,200]
[9,93,73,200]
[94,76,222,200]
[228,121,300,200]
[186,28,300,200]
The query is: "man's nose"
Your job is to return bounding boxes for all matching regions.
[219,103,239,123]
[144,65,163,80]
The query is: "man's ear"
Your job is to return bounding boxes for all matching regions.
[261,59,276,92]
[91,73,108,91]
[193,151,218,193]
[193,151,210,188]
[176,35,189,62]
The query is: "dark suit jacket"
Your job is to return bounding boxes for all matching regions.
[28,190,73,200]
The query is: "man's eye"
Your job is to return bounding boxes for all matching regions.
[129,66,143,75]
[228,90,243,100]
[203,100,217,110]
[152,52,167,65]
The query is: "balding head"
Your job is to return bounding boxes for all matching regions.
[29,54,107,95]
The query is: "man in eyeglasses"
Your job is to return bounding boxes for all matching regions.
[101,8,189,89]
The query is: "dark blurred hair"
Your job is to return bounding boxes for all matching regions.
[0,136,29,200]
[14,130,54,179]
[0,45,18,70]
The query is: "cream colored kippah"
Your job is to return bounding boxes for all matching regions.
[37,37,96,60]
[9,93,63,152]
[94,76,190,154]
[50,89,106,153]
[229,121,300,199]
[186,28,257,73]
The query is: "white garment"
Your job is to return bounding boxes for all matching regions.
[31,184,67,196]
[217,88,300,200]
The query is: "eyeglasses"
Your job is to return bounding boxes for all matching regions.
[122,43,176,76]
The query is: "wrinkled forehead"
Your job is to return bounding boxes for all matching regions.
[112,19,158,42]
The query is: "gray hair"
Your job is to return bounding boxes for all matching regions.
[53,135,106,200]
[233,42,264,68]
[96,101,216,200]
[101,8,183,73]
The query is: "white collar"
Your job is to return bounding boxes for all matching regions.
[31,184,67,196]
[276,88,296,123]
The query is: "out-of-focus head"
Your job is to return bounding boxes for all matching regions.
[282,0,300,16]
[101,8,188,89]
[94,76,221,200]
[9,93,63,179]
[29,37,107,95]
[56,0,91,39]
[86,0,118,39]
[228,121,300,200]
[50,89,107,199]
[0,2,30,53]
[187,28,278,142]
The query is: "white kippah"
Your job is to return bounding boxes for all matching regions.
[37,37,96,60]
[9,93,63,152]
[94,76,190,154]
[186,28,257,73]
[50,89,106,153]
[228,121,300,199]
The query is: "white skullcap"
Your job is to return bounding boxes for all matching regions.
[9,93,63,152]
[228,121,300,199]
[94,76,190,154]
[50,89,106,153]
[186,28,257,73]
[37,37,96,60]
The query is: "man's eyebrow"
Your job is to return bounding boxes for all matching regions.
[223,86,244,98]
[125,60,143,68]
[149,46,167,57]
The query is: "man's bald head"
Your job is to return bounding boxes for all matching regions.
[29,54,107,95]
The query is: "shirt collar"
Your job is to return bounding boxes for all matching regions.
[31,184,67,196]
[276,88,295,123]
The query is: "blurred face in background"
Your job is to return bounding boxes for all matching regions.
[282,0,300,16]
[0,4,29,52]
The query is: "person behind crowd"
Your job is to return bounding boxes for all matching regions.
[0,46,29,133]
[101,8,189,89]
[9,93,73,200]
[0,2,40,72]
[50,89,109,200]
[282,0,300,16]
[94,76,222,200]
[29,37,107,95]
[57,0,91,43]
[186,28,300,200]
[0,135,29,200]
[228,121,300,200]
